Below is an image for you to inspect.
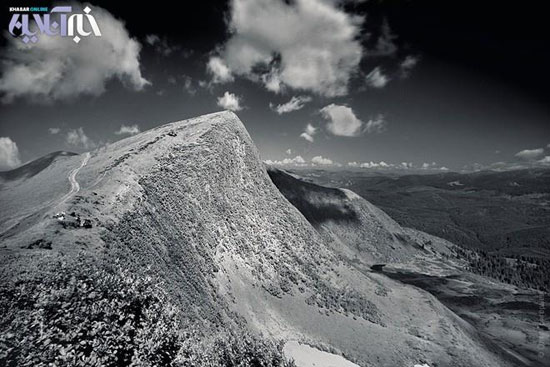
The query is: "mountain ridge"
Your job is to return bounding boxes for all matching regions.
[0,150,77,182]
[0,111,519,367]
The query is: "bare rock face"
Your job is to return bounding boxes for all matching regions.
[0,111,513,366]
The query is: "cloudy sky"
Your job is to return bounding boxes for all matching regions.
[0,0,549,172]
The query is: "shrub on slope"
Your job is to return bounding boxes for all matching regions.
[0,254,293,367]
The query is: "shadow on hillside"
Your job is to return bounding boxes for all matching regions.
[267,167,359,225]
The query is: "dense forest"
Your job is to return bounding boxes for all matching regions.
[452,247,550,293]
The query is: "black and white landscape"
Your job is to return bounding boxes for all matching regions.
[1,1,549,366]
[0,112,548,366]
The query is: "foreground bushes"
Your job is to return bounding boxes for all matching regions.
[0,255,293,367]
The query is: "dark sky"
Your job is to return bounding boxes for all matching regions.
[1,0,549,171]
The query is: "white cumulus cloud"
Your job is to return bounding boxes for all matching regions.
[48,127,61,135]
[66,127,95,149]
[300,123,317,142]
[321,104,363,137]
[515,148,544,160]
[0,137,21,170]
[115,124,140,136]
[421,162,445,170]
[270,96,312,114]
[145,34,160,45]
[217,91,243,111]
[0,3,150,103]
[264,155,307,166]
[400,55,419,78]
[208,0,363,97]
[207,57,234,84]
[311,155,333,165]
[350,161,391,169]
[365,66,390,88]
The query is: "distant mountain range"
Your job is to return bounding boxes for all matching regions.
[293,168,550,259]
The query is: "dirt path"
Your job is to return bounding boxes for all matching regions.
[0,153,91,240]
[58,152,90,205]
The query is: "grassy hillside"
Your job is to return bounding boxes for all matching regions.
[268,167,550,366]
[0,112,519,367]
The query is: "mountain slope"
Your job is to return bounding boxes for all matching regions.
[0,151,80,236]
[0,151,77,182]
[0,111,514,367]
[266,167,549,367]
[267,167,430,264]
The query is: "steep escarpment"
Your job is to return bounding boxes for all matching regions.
[267,167,422,264]
[0,112,514,367]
